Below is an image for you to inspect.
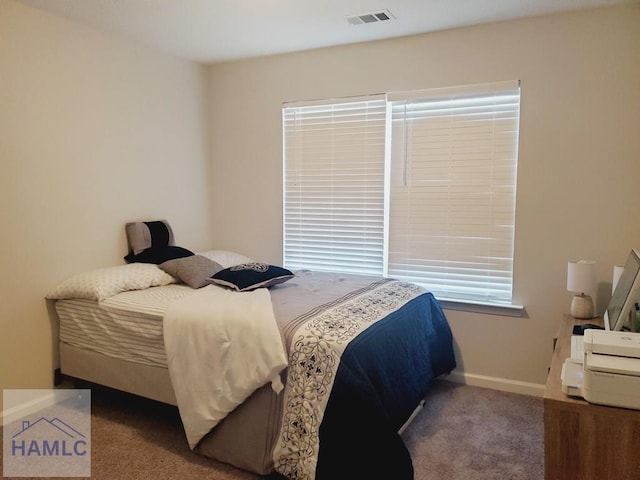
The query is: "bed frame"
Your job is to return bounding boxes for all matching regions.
[59,342,177,404]
[58,340,426,473]
[59,341,287,474]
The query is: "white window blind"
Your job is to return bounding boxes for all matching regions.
[283,96,387,275]
[387,81,520,304]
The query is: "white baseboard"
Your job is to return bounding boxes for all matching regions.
[442,370,545,398]
[2,389,78,426]
[2,373,543,425]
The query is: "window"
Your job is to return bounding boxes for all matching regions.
[283,95,387,275]
[283,81,521,307]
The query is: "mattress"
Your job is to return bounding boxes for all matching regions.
[55,284,194,368]
[55,271,381,369]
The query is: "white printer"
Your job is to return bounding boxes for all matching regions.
[563,329,640,410]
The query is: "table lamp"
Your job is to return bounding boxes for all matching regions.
[567,260,597,319]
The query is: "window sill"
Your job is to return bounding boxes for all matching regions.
[437,298,525,317]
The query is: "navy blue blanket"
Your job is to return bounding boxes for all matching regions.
[273,280,456,479]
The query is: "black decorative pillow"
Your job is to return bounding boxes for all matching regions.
[159,255,223,289]
[125,220,175,255]
[125,245,194,265]
[209,263,294,292]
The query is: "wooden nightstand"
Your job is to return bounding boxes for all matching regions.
[543,315,640,479]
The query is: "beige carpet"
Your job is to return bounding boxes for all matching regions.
[2,379,543,479]
[404,380,543,480]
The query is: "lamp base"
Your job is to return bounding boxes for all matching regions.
[571,294,594,319]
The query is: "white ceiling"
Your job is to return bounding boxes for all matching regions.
[15,0,637,63]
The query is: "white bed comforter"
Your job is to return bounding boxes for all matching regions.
[163,285,288,449]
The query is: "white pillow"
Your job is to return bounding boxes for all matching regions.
[197,250,254,268]
[46,263,177,302]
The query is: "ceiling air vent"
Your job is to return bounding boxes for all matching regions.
[346,9,394,26]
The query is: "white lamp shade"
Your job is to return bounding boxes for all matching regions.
[567,260,597,294]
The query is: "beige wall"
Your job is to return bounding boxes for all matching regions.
[0,0,212,404]
[208,4,640,389]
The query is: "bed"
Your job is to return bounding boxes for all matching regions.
[47,248,456,480]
